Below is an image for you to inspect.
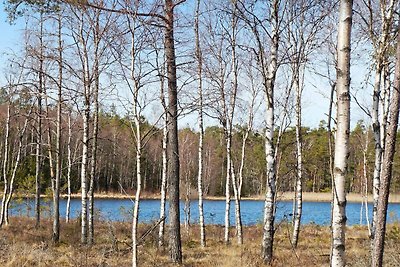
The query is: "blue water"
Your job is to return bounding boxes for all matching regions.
[8,198,400,226]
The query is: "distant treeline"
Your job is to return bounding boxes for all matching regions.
[1,105,398,197]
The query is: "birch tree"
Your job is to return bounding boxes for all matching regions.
[51,8,65,243]
[355,0,397,239]
[195,0,205,248]
[331,0,353,266]
[235,0,281,262]
[284,0,331,247]
[372,19,400,267]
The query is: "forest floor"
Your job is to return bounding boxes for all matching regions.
[60,191,400,203]
[1,217,400,266]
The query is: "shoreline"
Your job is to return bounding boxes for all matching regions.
[16,191,400,203]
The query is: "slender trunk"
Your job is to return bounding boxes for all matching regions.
[370,0,396,241]
[88,82,99,245]
[230,1,242,245]
[158,50,168,248]
[66,112,72,223]
[165,1,182,262]
[35,90,42,228]
[372,22,400,267]
[292,64,303,248]
[158,113,168,248]
[238,128,250,199]
[261,1,279,263]
[53,13,63,243]
[35,13,45,229]
[81,102,90,244]
[4,116,29,225]
[128,13,143,266]
[195,0,206,248]
[331,1,352,266]
[328,82,336,257]
[231,161,243,244]
[363,130,370,235]
[79,13,91,244]
[0,105,10,227]
[88,14,100,245]
[111,131,116,190]
[262,102,276,263]
[224,132,231,244]
[132,111,141,267]
[371,64,382,239]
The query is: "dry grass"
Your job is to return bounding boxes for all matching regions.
[0,217,399,266]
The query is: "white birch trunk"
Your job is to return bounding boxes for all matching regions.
[53,13,63,243]
[262,100,276,263]
[195,0,206,248]
[158,114,168,248]
[88,13,100,245]
[79,14,91,244]
[81,104,89,244]
[4,115,29,225]
[292,65,303,248]
[372,21,400,267]
[158,53,168,247]
[363,130,371,235]
[370,0,395,240]
[224,132,231,244]
[0,105,10,227]
[371,66,382,238]
[331,1,352,266]
[132,114,141,267]
[129,13,143,266]
[230,161,243,244]
[261,1,279,263]
[66,112,72,223]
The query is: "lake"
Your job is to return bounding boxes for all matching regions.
[8,198,400,226]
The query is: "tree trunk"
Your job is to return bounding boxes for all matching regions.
[4,115,29,225]
[81,98,90,244]
[371,21,400,267]
[66,112,72,223]
[231,161,243,245]
[88,12,100,245]
[165,0,182,263]
[230,1,242,245]
[158,113,168,248]
[371,64,382,239]
[292,64,303,248]
[35,12,45,229]
[331,1,353,266]
[35,83,42,229]
[261,1,279,263]
[52,12,63,243]
[132,108,142,267]
[0,105,10,227]
[224,132,231,244]
[195,0,206,248]
[363,130,370,235]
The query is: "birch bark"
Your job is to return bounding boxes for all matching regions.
[372,19,400,267]
[331,1,353,266]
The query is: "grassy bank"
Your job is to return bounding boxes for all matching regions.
[0,217,399,266]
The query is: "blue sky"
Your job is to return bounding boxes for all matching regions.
[0,3,22,58]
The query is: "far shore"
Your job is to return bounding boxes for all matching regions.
[18,191,400,203]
